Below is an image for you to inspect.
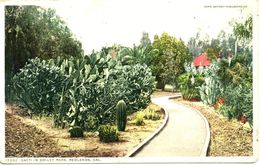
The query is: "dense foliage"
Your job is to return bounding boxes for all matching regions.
[152,32,192,89]
[220,82,252,124]
[98,125,119,143]
[97,32,190,91]
[179,15,253,126]
[5,6,83,71]
[219,16,252,126]
[178,73,204,100]
[5,6,83,100]
[233,16,252,41]
[187,29,250,60]
[11,58,65,116]
[69,126,84,138]
[185,54,253,126]
[217,54,252,126]
[11,52,155,131]
[143,110,161,121]
[6,4,253,137]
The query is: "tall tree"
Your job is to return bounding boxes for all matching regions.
[5,6,83,78]
[140,32,151,48]
[216,30,236,58]
[205,38,221,60]
[187,31,210,58]
[187,30,241,60]
[233,15,252,60]
[152,32,192,90]
[233,15,252,41]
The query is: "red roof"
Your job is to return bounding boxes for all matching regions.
[193,53,211,67]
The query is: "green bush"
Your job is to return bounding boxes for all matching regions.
[135,112,145,126]
[197,55,252,127]
[5,6,83,98]
[83,116,99,132]
[216,54,252,88]
[114,64,155,113]
[12,58,65,116]
[218,54,252,126]
[219,82,252,126]
[144,110,161,120]
[11,52,155,131]
[98,125,119,143]
[178,73,204,100]
[69,126,84,138]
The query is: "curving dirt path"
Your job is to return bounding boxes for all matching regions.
[133,96,210,157]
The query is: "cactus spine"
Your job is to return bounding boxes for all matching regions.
[116,100,127,131]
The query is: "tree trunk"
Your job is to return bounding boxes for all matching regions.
[156,79,165,91]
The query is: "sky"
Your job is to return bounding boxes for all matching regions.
[0,0,255,53]
[50,0,254,54]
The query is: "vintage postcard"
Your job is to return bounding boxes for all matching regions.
[0,0,259,164]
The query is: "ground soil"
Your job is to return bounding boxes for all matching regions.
[5,103,164,157]
[172,97,253,156]
[5,91,253,157]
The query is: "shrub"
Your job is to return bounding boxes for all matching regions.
[69,126,84,138]
[216,55,252,126]
[11,52,155,130]
[144,110,161,120]
[219,82,252,127]
[12,58,65,116]
[135,112,145,126]
[178,73,204,100]
[98,125,119,143]
[114,64,155,113]
[84,116,99,131]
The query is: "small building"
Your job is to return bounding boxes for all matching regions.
[193,53,211,68]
